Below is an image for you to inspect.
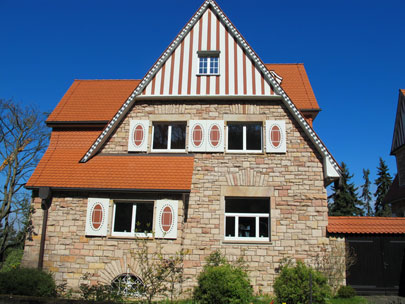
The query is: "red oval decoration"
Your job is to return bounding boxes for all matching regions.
[92,204,103,230]
[161,206,173,232]
[270,125,281,148]
[192,125,203,147]
[209,125,220,147]
[133,125,144,147]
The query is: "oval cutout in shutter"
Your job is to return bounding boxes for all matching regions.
[270,125,281,148]
[91,204,103,230]
[209,124,220,147]
[133,124,145,147]
[161,206,173,232]
[192,124,203,148]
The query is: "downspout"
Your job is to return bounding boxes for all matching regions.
[38,187,52,270]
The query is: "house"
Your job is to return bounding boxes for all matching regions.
[385,89,405,217]
[22,0,342,294]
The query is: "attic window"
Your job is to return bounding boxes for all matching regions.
[198,51,220,75]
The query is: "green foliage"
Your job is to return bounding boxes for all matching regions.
[374,157,393,216]
[328,162,363,216]
[330,296,368,304]
[0,248,23,272]
[361,169,373,216]
[193,250,253,304]
[79,280,123,302]
[0,267,56,297]
[337,285,356,298]
[273,260,331,304]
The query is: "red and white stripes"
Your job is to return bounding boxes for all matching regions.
[142,8,276,97]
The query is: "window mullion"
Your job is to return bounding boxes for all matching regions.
[131,204,137,235]
[235,216,239,238]
[168,125,172,150]
[255,216,259,238]
[243,125,246,151]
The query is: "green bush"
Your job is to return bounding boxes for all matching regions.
[193,251,253,304]
[0,249,23,272]
[0,267,56,297]
[273,260,331,304]
[337,285,356,298]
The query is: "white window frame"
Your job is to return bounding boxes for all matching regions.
[197,51,220,76]
[226,123,263,153]
[224,213,269,241]
[151,122,187,153]
[111,201,154,238]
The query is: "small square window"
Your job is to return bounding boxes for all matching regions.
[152,122,186,152]
[112,201,154,237]
[197,51,220,75]
[227,122,262,153]
[225,198,270,241]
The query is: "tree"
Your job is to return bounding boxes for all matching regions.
[328,162,363,216]
[361,168,373,216]
[0,99,48,265]
[374,157,392,216]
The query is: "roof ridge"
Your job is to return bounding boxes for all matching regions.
[329,216,405,220]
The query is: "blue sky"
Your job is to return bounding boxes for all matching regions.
[1,0,405,197]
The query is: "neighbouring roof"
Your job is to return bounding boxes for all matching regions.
[47,80,140,123]
[265,64,319,111]
[26,129,194,191]
[328,216,405,234]
[391,89,405,154]
[383,175,405,204]
[45,65,318,124]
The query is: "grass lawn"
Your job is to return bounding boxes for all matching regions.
[330,296,369,304]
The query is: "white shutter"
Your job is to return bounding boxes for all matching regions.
[128,120,149,152]
[266,120,286,153]
[188,120,207,152]
[206,120,224,152]
[154,199,178,239]
[85,198,110,236]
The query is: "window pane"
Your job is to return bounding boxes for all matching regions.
[228,124,243,150]
[170,123,186,149]
[246,124,262,150]
[114,204,133,233]
[225,217,235,237]
[226,198,269,213]
[135,203,154,233]
[199,57,207,74]
[259,217,269,237]
[153,124,168,149]
[210,57,218,74]
[239,217,256,237]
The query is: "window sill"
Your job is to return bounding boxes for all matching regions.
[222,239,272,245]
[150,149,186,153]
[108,235,154,240]
[226,150,264,154]
[196,73,220,77]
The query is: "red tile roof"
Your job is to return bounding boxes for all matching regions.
[328,216,405,234]
[26,129,194,190]
[265,64,320,111]
[47,80,140,123]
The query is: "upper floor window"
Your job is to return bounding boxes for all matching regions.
[152,122,186,152]
[227,122,262,153]
[198,50,220,75]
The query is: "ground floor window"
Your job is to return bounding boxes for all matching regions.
[225,197,269,241]
[111,273,144,297]
[112,201,154,237]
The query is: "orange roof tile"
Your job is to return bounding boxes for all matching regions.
[265,64,320,111]
[26,129,194,190]
[328,216,405,234]
[47,80,140,123]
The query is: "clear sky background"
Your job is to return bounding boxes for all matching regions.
[1,0,405,199]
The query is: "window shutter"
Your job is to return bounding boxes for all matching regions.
[266,120,286,153]
[128,120,149,152]
[188,121,207,152]
[154,200,178,239]
[85,198,110,236]
[206,120,225,152]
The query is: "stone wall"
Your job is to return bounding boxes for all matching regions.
[23,100,331,295]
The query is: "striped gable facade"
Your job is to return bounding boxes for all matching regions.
[141,7,276,97]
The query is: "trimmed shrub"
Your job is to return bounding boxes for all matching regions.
[337,285,356,298]
[0,268,56,297]
[273,260,331,304]
[193,251,253,304]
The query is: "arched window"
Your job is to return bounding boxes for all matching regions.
[111,273,144,297]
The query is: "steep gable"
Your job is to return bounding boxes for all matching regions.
[391,89,405,154]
